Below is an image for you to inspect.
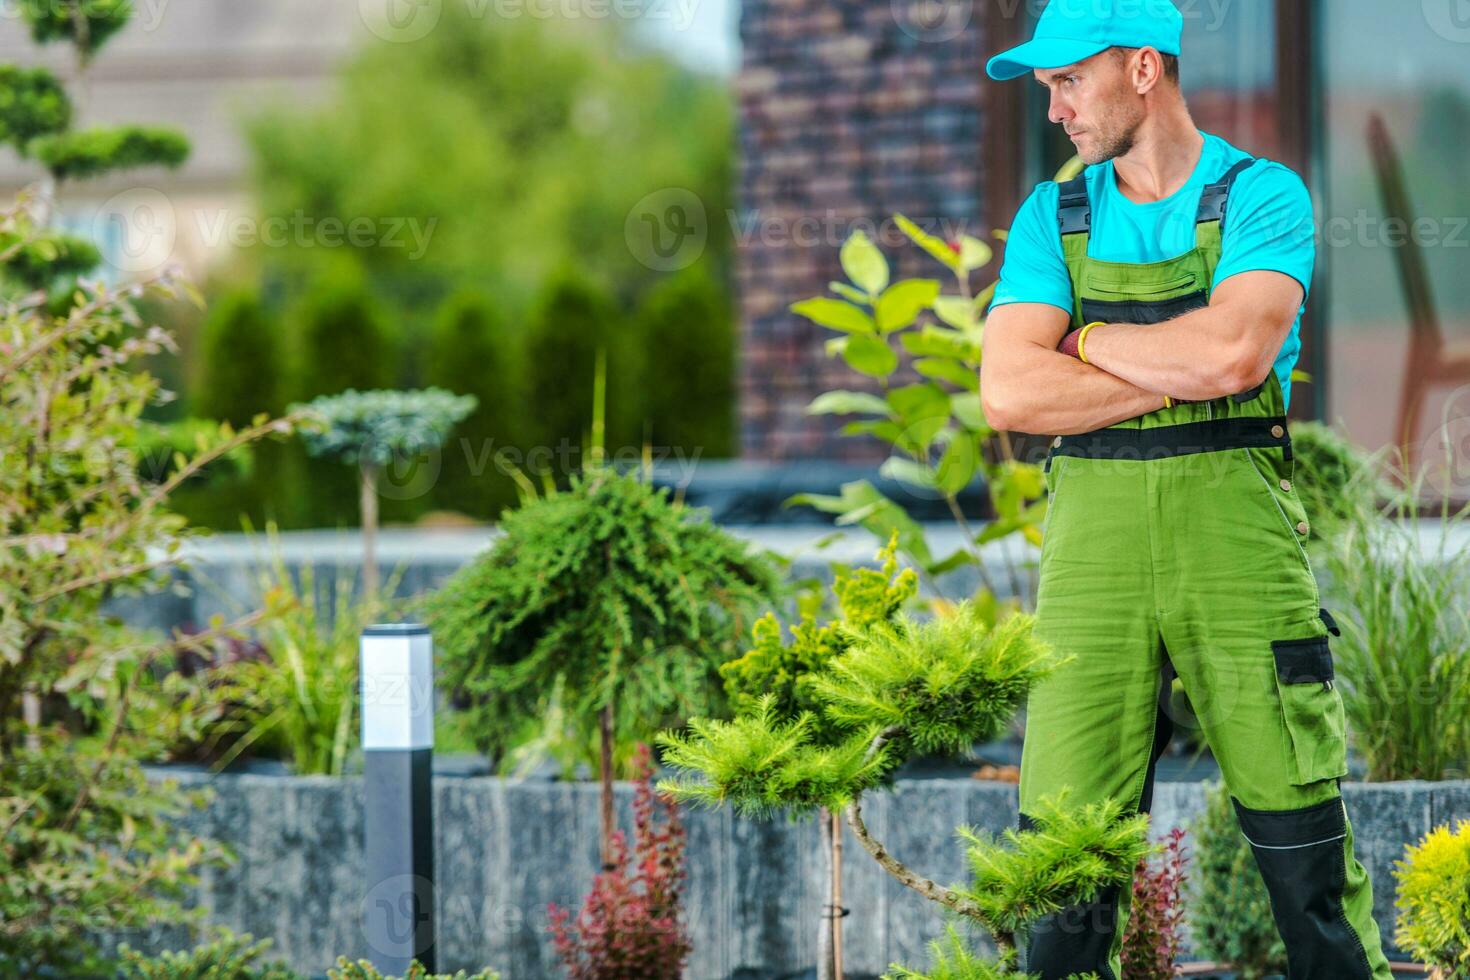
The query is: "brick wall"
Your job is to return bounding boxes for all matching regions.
[735,0,988,460]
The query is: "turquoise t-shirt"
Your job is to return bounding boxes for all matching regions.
[987,130,1316,411]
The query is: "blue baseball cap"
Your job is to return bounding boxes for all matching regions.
[986,0,1183,81]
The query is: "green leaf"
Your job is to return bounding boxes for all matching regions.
[808,391,893,417]
[875,279,941,333]
[879,457,937,490]
[841,231,889,296]
[791,298,876,334]
[901,326,981,362]
[839,419,905,443]
[842,334,898,379]
[829,281,871,305]
[913,358,979,392]
[894,213,960,270]
[957,236,993,273]
[933,295,976,331]
[935,436,978,494]
[950,392,987,431]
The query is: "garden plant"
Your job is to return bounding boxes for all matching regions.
[1394,818,1470,979]
[0,196,299,972]
[548,742,693,979]
[656,538,1154,978]
[422,373,784,869]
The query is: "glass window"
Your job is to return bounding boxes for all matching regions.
[1322,1,1470,497]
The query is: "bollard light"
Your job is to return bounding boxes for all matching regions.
[360,623,436,973]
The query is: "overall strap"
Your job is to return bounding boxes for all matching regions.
[1194,156,1257,234]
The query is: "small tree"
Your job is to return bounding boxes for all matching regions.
[718,534,917,980]
[292,387,477,601]
[656,555,1153,977]
[635,264,736,459]
[423,461,783,871]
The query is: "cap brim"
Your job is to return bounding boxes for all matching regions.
[985,38,1112,81]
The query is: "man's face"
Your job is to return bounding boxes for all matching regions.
[1034,49,1145,166]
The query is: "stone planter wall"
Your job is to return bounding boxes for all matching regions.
[130,773,1470,979]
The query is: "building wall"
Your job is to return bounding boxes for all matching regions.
[734,0,986,460]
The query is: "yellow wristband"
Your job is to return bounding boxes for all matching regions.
[1077,321,1105,364]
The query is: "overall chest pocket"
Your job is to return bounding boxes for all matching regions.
[1080,279,1209,326]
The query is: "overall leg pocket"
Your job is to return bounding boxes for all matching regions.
[1270,635,1349,785]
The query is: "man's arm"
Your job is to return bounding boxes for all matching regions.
[1071,269,1304,402]
[981,301,1170,435]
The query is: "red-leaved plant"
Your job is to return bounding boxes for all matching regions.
[548,742,693,980]
[1121,826,1190,980]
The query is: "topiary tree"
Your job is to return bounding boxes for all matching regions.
[423,288,525,520]
[422,461,784,871]
[655,561,1152,978]
[0,0,189,307]
[292,387,477,601]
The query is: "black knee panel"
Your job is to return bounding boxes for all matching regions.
[1231,794,1376,979]
[1017,810,1124,980]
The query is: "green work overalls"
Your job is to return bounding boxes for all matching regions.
[1017,158,1392,980]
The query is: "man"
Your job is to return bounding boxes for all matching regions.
[979,1,1392,978]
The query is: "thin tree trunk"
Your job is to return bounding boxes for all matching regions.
[359,463,379,606]
[22,685,40,752]
[817,807,834,980]
[831,806,845,980]
[599,702,616,871]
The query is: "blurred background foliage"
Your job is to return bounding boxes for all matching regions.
[163,8,737,530]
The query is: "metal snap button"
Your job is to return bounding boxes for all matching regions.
[1271,424,1285,439]
[1280,479,1292,492]
[1296,521,1309,535]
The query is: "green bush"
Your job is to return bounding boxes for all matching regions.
[424,465,783,776]
[423,288,525,518]
[195,288,286,425]
[288,266,399,527]
[291,265,398,401]
[118,927,300,979]
[634,264,736,459]
[1394,819,1470,978]
[1288,421,1383,543]
[1188,781,1284,979]
[523,267,640,471]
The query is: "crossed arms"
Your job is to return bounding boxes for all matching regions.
[979,269,1305,436]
